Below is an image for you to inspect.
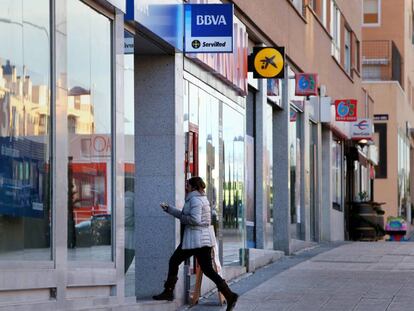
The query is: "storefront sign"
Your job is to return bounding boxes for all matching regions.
[373,114,389,121]
[249,47,285,79]
[351,119,373,140]
[335,99,357,121]
[320,96,332,123]
[295,73,318,96]
[124,33,134,54]
[184,4,233,53]
[267,79,279,96]
[125,0,184,51]
[186,15,248,96]
[290,110,297,122]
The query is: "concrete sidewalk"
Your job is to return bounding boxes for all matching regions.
[186,242,414,311]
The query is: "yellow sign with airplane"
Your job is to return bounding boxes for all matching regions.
[249,47,285,79]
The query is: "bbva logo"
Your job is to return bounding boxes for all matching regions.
[196,15,227,26]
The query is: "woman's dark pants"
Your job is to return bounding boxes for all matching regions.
[167,244,223,286]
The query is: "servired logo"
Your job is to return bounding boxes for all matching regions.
[196,15,227,26]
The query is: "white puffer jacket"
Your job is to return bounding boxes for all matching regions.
[166,191,216,250]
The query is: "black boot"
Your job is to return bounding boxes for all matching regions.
[152,276,178,301]
[218,281,239,311]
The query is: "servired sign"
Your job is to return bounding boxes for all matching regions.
[184,4,233,53]
[335,99,357,122]
[295,73,318,96]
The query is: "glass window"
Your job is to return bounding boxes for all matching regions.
[398,131,410,219]
[0,0,51,260]
[322,0,327,27]
[67,0,113,261]
[291,0,303,14]
[355,39,360,72]
[363,0,380,25]
[264,103,273,249]
[362,65,382,80]
[332,140,343,210]
[222,104,245,266]
[345,29,351,75]
[288,66,304,240]
[331,0,341,61]
[289,108,301,226]
[124,31,135,296]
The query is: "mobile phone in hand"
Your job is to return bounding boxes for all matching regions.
[160,202,169,211]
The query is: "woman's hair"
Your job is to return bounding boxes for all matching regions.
[188,176,206,193]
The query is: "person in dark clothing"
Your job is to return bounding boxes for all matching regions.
[153,177,238,311]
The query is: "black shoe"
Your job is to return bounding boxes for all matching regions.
[218,281,239,311]
[152,289,174,301]
[152,276,177,301]
[225,292,238,311]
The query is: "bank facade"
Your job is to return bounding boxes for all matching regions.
[0,0,374,309]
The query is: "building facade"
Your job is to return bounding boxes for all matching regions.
[0,0,375,310]
[362,0,414,226]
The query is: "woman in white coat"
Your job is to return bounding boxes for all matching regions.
[153,177,238,311]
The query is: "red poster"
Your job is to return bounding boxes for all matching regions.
[335,99,357,121]
[295,73,318,96]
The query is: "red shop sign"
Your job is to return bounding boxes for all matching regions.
[295,73,318,96]
[335,99,357,122]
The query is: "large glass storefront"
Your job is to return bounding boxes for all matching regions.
[124,31,135,296]
[289,106,302,239]
[66,0,113,261]
[309,122,318,241]
[184,76,245,266]
[332,139,344,211]
[222,104,245,264]
[0,0,51,260]
[264,103,274,249]
[398,130,410,218]
[288,67,305,241]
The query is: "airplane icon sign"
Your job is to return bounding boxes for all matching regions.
[251,47,285,78]
[260,55,278,70]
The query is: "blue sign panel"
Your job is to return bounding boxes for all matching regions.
[190,4,233,37]
[125,0,184,51]
[185,4,233,53]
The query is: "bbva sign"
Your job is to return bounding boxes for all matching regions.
[196,14,228,26]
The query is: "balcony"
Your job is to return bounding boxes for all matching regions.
[362,40,403,87]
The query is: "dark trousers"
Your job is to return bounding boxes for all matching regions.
[168,244,224,286]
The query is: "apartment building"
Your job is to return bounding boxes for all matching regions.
[362,0,414,226]
[0,0,377,310]
[233,0,376,247]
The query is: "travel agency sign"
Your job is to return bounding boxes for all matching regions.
[184,4,233,53]
[335,99,357,121]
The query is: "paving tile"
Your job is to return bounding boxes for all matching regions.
[353,298,391,311]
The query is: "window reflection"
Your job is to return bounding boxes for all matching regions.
[289,107,301,239]
[67,0,112,261]
[332,140,343,210]
[184,81,245,266]
[223,104,245,265]
[124,31,135,296]
[0,0,51,260]
[264,103,273,249]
